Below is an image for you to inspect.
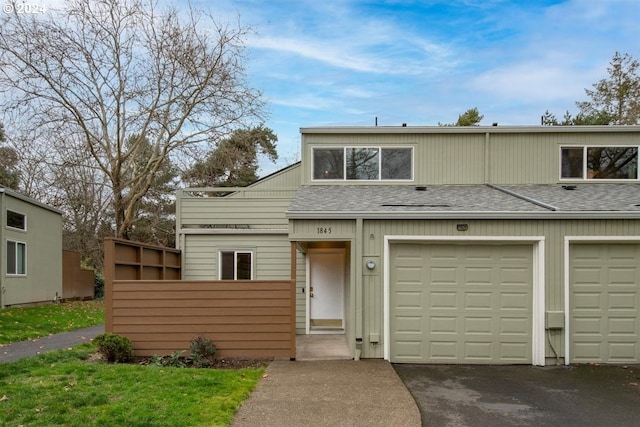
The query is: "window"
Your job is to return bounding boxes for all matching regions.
[6,240,26,275]
[219,250,253,280]
[560,146,638,180]
[6,210,26,230]
[313,147,413,181]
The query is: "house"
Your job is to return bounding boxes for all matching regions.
[0,185,63,308]
[176,125,640,366]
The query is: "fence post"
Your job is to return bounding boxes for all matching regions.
[103,238,115,333]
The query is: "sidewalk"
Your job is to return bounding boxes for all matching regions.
[0,324,104,364]
[231,359,422,427]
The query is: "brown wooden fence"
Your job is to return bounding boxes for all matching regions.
[104,238,296,359]
[62,250,95,300]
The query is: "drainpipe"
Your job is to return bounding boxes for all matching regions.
[355,217,363,360]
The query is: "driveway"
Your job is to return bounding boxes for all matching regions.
[394,364,640,427]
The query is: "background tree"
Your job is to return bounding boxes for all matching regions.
[0,123,20,189]
[182,125,278,188]
[439,107,484,126]
[0,0,264,239]
[542,52,639,125]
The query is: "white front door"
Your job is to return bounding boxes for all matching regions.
[308,250,344,333]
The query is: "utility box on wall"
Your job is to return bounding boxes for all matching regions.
[546,311,565,330]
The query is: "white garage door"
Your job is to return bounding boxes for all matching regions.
[570,243,640,363]
[390,243,533,364]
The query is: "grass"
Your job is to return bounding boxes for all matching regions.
[0,344,264,427]
[0,300,105,344]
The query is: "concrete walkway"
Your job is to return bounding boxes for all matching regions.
[0,324,104,363]
[231,359,421,427]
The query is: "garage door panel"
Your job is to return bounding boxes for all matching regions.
[391,243,533,364]
[570,243,640,363]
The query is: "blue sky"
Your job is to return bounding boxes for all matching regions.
[210,0,639,174]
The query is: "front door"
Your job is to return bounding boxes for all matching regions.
[308,250,344,333]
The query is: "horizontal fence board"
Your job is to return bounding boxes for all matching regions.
[113,323,291,334]
[113,307,291,317]
[113,281,290,292]
[118,332,291,342]
[133,348,291,358]
[132,340,290,351]
[113,315,291,325]
[113,299,290,309]
[112,290,291,300]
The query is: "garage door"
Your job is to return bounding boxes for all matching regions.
[390,243,533,364]
[570,243,640,363]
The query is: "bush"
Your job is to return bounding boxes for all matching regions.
[94,333,132,363]
[94,273,105,299]
[190,336,217,368]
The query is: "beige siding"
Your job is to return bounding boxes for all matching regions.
[1,194,62,307]
[183,234,292,281]
[290,219,357,240]
[179,196,291,228]
[356,218,640,359]
[301,128,640,186]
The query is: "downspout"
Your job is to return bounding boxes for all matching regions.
[354,217,363,360]
[484,132,490,184]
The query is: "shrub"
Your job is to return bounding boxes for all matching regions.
[94,273,105,299]
[190,336,217,368]
[149,351,187,368]
[94,333,132,363]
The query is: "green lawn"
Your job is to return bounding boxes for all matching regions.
[0,345,264,427]
[0,300,104,344]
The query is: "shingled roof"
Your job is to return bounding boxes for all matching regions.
[286,184,640,219]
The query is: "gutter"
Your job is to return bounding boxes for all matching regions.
[285,210,640,220]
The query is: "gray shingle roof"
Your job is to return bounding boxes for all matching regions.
[286,184,640,217]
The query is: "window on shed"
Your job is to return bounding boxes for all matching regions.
[6,210,26,230]
[7,240,26,275]
[219,250,253,280]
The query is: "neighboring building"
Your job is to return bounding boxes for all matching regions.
[0,185,63,308]
[176,125,640,366]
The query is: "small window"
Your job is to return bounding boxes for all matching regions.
[219,250,253,280]
[346,148,379,180]
[6,240,26,275]
[6,210,26,230]
[313,147,413,181]
[561,146,638,180]
[313,148,344,180]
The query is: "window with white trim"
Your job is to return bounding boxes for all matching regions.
[6,240,26,275]
[561,146,638,180]
[313,147,413,181]
[219,250,253,280]
[6,210,26,230]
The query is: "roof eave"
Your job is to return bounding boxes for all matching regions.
[285,210,640,220]
[300,125,640,135]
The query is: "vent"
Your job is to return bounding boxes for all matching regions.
[562,185,577,190]
[415,186,427,191]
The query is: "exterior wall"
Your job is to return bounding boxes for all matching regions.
[289,218,640,361]
[1,192,62,307]
[300,127,640,186]
[182,233,292,280]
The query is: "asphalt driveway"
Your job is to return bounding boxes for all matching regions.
[394,363,640,427]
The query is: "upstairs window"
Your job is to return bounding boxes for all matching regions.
[7,240,26,275]
[313,147,413,181]
[6,210,26,230]
[219,250,253,280]
[561,146,638,180]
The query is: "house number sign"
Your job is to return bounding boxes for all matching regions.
[316,226,332,235]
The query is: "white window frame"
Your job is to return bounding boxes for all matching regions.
[6,239,27,276]
[6,209,27,232]
[311,146,414,182]
[218,250,254,280]
[559,145,640,181]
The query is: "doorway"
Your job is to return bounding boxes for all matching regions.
[307,249,345,334]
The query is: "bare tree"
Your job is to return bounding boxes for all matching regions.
[0,0,264,238]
